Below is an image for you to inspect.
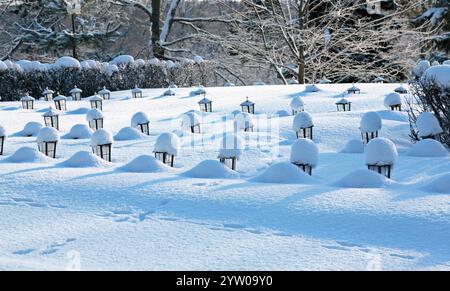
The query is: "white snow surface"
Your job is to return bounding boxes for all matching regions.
[183,160,238,179]
[119,156,172,173]
[0,83,450,270]
[1,147,52,163]
[17,122,43,137]
[416,112,443,137]
[365,138,398,166]
[290,138,319,167]
[58,151,111,168]
[293,111,314,131]
[37,127,60,143]
[360,111,382,133]
[154,133,180,156]
[407,139,449,158]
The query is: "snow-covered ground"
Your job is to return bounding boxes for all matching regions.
[0,83,449,270]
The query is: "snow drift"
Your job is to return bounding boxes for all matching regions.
[427,174,450,194]
[113,127,146,141]
[63,124,93,139]
[334,169,393,189]
[183,160,239,179]
[1,147,52,163]
[251,162,315,184]
[407,139,449,157]
[58,151,111,168]
[16,122,43,137]
[119,155,172,173]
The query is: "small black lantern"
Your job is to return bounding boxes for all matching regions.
[293,112,314,140]
[21,94,35,110]
[236,112,255,132]
[87,109,104,131]
[70,86,83,101]
[290,138,318,176]
[153,133,180,168]
[347,84,361,94]
[368,164,393,179]
[296,127,313,139]
[390,104,401,111]
[93,143,112,162]
[90,95,103,111]
[132,86,143,98]
[54,93,67,111]
[43,108,60,130]
[394,85,408,94]
[336,98,352,112]
[240,97,255,114]
[182,112,201,134]
[164,89,176,96]
[37,127,59,159]
[292,163,313,175]
[91,129,113,162]
[99,86,111,100]
[198,94,212,112]
[42,87,55,101]
[131,112,150,135]
[361,131,379,144]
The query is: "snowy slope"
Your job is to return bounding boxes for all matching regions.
[0,83,449,270]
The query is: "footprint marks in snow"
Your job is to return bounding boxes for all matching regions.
[98,199,171,224]
[13,238,76,257]
[0,197,67,210]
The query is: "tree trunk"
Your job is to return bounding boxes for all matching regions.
[71,14,78,59]
[151,0,164,59]
[298,46,305,84]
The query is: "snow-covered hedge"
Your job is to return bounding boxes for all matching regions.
[0,57,215,101]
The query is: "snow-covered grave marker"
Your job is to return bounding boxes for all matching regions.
[290,96,305,115]
[131,86,143,99]
[42,87,55,101]
[87,109,104,131]
[0,125,6,155]
[360,111,382,144]
[37,127,60,159]
[99,86,111,100]
[90,94,103,111]
[384,92,402,111]
[365,137,398,179]
[290,138,319,176]
[153,133,180,167]
[54,93,68,111]
[69,85,83,101]
[91,129,113,162]
[240,97,255,114]
[218,134,244,171]
[43,107,61,131]
[293,111,314,140]
[20,93,35,110]
[131,112,150,136]
[336,97,352,112]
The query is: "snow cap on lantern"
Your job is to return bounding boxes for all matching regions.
[86,108,104,130]
[365,137,398,178]
[131,112,150,135]
[347,84,361,94]
[42,87,55,101]
[164,88,176,96]
[69,85,83,100]
[290,138,319,175]
[131,86,143,98]
[54,93,68,111]
[384,92,402,111]
[153,132,180,167]
[235,112,255,132]
[182,111,201,133]
[290,97,305,115]
[218,134,244,170]
[36,127,60,158]
[20,94,35,110]
[99,86,111,100]
[90,94,103,110]
[336,98,352,112]
[394,84,408,94]
[416,112,443,140]
[293,111,314,139]
[360,111,382,143]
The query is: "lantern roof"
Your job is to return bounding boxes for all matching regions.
[87,109,104,121]
[70,86,83,94]
[43,107,60,117]
[42,87,55,94]
[21,94,35,101]
[240,97,255,106]
[99,86,111,94]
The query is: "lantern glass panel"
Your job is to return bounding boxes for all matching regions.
[155,152,174,167]
[0,136,4,155]
[44,116,59,130]
[94,144,111,162]
[296,126,313,140]
[45,93,53,101]
[368,164,392,179]
[72,92,81,101]
[38,141,57,158]
[191,124,201,134]
[91,100,102,110]
[220,158,236,170]
[138,123,150,135]
[362,131,378,144]
[89,119,103,130]
[293,163,312,175]
[55,100,66,111]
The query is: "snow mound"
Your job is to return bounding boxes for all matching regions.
[131,112,150,127]
[290,138,318,167]
[305,84,320,92]
[114,127,145,141]
[334,169,392,189]
[154,133,180,156]
[63,124,93,139]
[341,139,365,154]
[37,127,60,143]
[0,125,6,137]
[293,111,314,131]
[183,160,239,179]
[2,147,52,163]
[91,129,113,146]
[428,174,450,194]
[218,134,244,159]
[421,65,450,89]
[416,112,443,137]
[290,97,305,111]
[18,122,43,137]
[111,55,134,66]
[58,151,111,168]
[54,57,81,70]
[365,138,398,166]
[407,139,449,157]
[360,112,382,133]
[119,155,172,173]
[384,92,402,107]
[251,162,315,184]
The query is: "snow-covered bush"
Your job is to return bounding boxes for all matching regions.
[407,65,449,146]
[412,60,431,79]
[407,139,448,157]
